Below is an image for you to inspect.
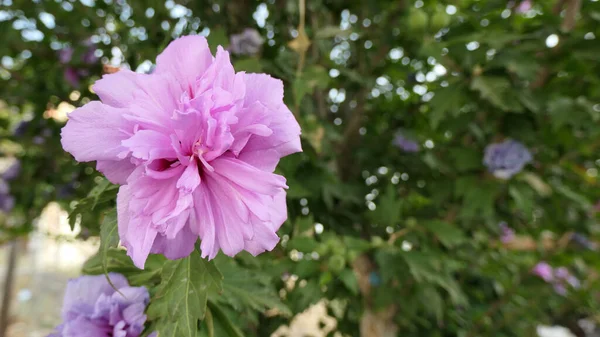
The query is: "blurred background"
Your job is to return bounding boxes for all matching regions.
[1,0,600,336]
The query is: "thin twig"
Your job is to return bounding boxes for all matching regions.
[0,240,19,337]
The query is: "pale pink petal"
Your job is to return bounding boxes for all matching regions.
[96,159,136,185]
[155,35,213,95]
[121,130,177,161]
[61,101,132,162]
[150,223,197,260]
[243,218,280,256]
[192,185,218,259]
[93,70,147,108]
[239,74,302,157]
[211,156,287,195]
[117,185,158,269]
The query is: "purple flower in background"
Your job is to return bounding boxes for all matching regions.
[553,283,567,296]
[393,133,420,152]
[532,262,554,282]
[82,39,99,64]
[516,0,533,13]
[47,273,154,337]
[499,221,515,243]
[2,160,20,181]
[555,267,581,289]
[0,180,15,213]
[59,47,74,64]
[64,67,80,87]
[483,139,532,179]
[13,120,30,137]
[229,28,265,56]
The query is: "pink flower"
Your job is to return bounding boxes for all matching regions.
[532,262,554,282]
[498,221,515,243]
[516,0,532,13]
[61,36,302,268]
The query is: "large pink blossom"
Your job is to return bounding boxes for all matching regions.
[61,36,301,268]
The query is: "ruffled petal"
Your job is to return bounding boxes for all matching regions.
[96,159,136,185]
[238,74,302,160]
[61,101,132,163]
[117,184,159,269]
[62,273,128,319]
[155,35,213,95]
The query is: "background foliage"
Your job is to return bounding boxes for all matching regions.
[1,0,600,336]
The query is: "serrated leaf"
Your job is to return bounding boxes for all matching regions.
[207,301,244,337]
[82,249,166,287]
[339,269,359,295]
[148,254,223,337]
[99,209,119,273]
[470,76,511,111]
[422,220,466,248]
[315,26,352,39]
[368,184,401,227]
[214,258,292,317]
[99,209,120,290]
[428,85,464,129]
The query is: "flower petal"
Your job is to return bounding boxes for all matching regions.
[155,35,213,95]
[61,101,132,162]
[96,159,136,185]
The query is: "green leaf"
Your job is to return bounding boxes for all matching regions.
[293,65,329,106]
[148,254,223,337]
[420,286,444,323]
[470,76,511,111]
[234,58,262,73]
[82,249,165,287]
[287,236,318,252]
[204,306,214,337]
[98,209,120,289]
[339,269,359,295]
[213,257,292,317]
[368,184,401,227]
[428,85,464,129]
[207,301,244,337]
[207,28,229,53]
[552,181,592,210]
[519,172,552,197]
[68,178,118,230]
[422,220,466,248]
[315,26,353,39]
[509,184,535,217]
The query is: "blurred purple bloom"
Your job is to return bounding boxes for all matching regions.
[571,232,598,251]
[516,0,533,13]
[0,180,14,212]
[554,267,580,289]
[13,120,30,137]
[554,267,570,280]
[393,134,420,152]
[2,160,20,181]
[33,136,46,145]
[47,273,153,337]
[59,47,74,64]
[229,28,265,56]
[483,139,532,179]
[64,67,80,87]
[82,41,99,64]
[499,221,515,243]
[532,262,554,282]
[553,283,567,296]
